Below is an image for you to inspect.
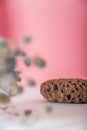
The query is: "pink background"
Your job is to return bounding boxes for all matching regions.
[0,0,87,85]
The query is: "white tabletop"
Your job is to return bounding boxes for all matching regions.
[0,87,87,130]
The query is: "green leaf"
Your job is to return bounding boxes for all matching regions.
[15,71,20,76]
[33,57,45,67]
[18,51,26,57]
[9,86,23,96]
[14,71,21,81]
[24,109,32,116]
[0,93,10,104]
[5,57,15,71]
[21,36,31,44]
[12,47,26,57]
[24,57,31,66]
[27,79,35,86]
[13,48,21,56]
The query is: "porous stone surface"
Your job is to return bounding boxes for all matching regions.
[40,79,87,103]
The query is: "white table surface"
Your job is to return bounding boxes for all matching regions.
[0,87,87,130]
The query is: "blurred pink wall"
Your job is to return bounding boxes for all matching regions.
[0,0,10,37]
[0,0,6,36]
[0,0,87,85]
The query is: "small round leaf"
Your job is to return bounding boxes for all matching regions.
[24,57,31,66]
[9,86,23,96]
[21,36,31,44]
[0,93,10,104]
[27,79,35,86]
[33,57,45,67]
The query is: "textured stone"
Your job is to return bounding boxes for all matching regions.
[40,79,87,103]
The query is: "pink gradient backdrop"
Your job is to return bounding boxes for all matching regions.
[0,0,87,85]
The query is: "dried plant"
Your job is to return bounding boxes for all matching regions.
[0,36,45,104]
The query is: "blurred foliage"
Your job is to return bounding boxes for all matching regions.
[0,93,10,104]
[0,36,46,104]
[27,78,36,86]
[24,109,32,116]
[9,86,23,96]
[39,105,52,114]
[24,57,31,66]
[33,57,46,67]
[13,48,26,57]
[21,36,31,44]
